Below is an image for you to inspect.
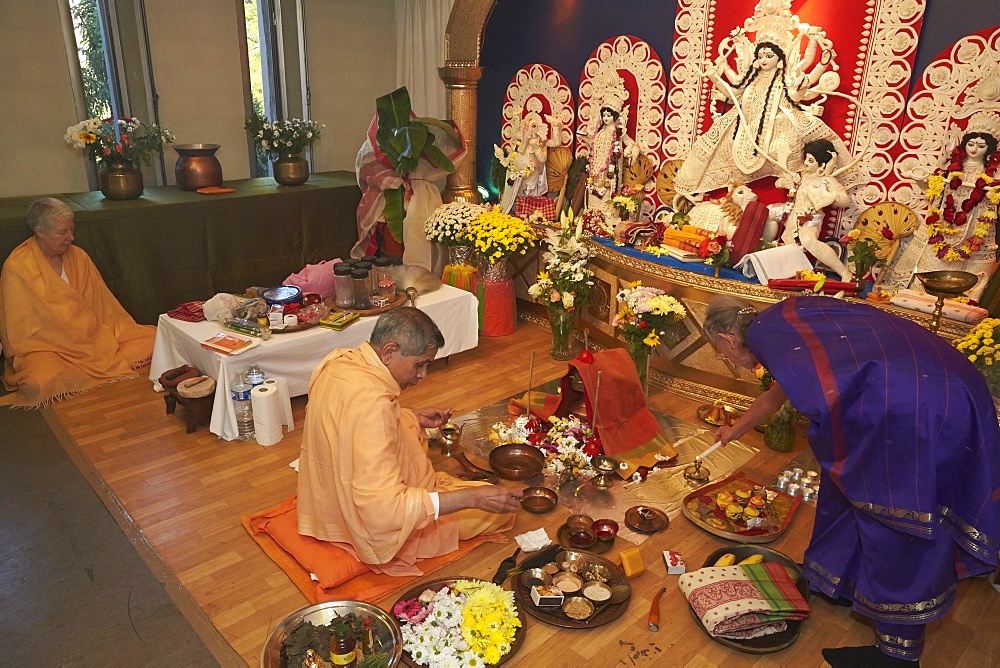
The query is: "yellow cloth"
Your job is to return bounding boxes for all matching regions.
[296,342,513,576]
[0,240,155,408]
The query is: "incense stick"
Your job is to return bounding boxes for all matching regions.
[584,327,590,351]
[526,351,535,414]
[590,370,603,427]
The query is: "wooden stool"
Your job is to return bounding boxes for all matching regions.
[163,386,214,434]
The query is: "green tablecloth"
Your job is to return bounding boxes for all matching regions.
[0,171,361,324]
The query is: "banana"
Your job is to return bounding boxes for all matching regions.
[737,554,765,565]
[713,552,736,567]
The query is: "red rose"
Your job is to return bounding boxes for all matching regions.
[955,211,967,226]
[976,178,986,189]
[925,213,939,226]
[881,226,894,240]
[639,321,648,329]
[950,178,962,189]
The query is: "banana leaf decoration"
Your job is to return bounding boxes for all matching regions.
[374,87,460,242]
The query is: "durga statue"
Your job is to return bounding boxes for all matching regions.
[673,0,860,200]
[578,70,640,221]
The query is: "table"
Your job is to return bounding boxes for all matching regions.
[1,171,361,324]
[149,284,479,440]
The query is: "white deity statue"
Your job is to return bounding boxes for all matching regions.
[885,109,1000,301]
[497,112,561,215]
[674,1,859,199]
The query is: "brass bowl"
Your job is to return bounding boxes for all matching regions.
[915,270,978,297]
[489,443,545,481]
[521,486,558,513]
[566,513,595,531]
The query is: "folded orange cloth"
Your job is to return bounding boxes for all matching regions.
[243,496,507,604]
[196,186,235,194]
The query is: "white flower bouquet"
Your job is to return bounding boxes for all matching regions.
[424,202,488,246]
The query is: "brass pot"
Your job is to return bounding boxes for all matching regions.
[98,160,144,200]
[272,152,310,186]
[173,143,223,190]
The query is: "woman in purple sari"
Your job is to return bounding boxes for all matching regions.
[706,294,999,666]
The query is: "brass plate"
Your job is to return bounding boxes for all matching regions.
[513,553,629,629]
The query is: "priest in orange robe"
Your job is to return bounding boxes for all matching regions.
[0,198,155,408]
[297,307,519,576]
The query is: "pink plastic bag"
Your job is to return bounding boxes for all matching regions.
[284,258,341,299]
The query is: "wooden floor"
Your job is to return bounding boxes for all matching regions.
[46,319,1000,667]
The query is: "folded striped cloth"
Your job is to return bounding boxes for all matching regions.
[167,300,206,322]
[678,561,810,639]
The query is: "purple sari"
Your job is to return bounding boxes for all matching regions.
[747,297,1000,659]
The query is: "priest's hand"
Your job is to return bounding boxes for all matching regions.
[439,483,524,515]
[416,407,453,429]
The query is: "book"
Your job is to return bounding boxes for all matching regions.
[664,246,703,263]
[200,332,260,355]
[319,310,360,331]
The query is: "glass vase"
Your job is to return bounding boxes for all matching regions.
[548,308,575,361]
[763,401,797,452]
[626,337,651,393]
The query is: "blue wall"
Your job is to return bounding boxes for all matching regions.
[476,0,1000,197]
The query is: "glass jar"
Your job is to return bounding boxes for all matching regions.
[354,261,374,299]
[374,257,396,300]
[351,268,370,309]
[333,262,354,309]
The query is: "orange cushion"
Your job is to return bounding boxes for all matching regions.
[251,496,369,589]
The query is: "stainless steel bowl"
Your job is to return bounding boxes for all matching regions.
[260,600,403,667]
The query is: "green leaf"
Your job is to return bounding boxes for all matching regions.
[375,87,412,134]
[413,116,461,146]
[422,141,456,173]
[384,185,406,242]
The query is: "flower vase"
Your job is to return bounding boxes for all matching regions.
[98,160,144,200]
[447,245,475,266]
[626,338,651,393]
[763,401,797,452]
[272,152,310,186]
[479,257,509,283]
[548,308,575,361]
[713,264,721,278]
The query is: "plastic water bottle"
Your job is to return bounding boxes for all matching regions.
[231,376,255,441]
[245,364,266,387]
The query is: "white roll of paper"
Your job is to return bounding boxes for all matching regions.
[262,376,294,430]
[251,384,283,446]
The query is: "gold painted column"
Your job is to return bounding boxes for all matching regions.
[439,65,483,204]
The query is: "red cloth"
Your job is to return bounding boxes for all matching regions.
[729,200,769,264]
[514,195,556,221]
[167,300,206,322]
[766,279,858,295]
[476,278,515,337]
[530,349,661,456]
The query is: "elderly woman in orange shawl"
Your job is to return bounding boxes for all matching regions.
[0,197,155,408]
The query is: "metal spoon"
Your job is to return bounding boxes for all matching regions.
[585,582,632,622]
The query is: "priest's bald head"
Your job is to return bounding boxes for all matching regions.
[370,308,445,389]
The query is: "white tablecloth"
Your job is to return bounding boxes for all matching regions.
[150,284,479,440]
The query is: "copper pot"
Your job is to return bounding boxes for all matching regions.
[488,443,544,480]
[272,152,310,186]
[173,144,223,190]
